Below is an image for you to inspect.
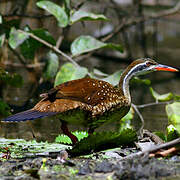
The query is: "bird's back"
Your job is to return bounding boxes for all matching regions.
[3,78,130,128]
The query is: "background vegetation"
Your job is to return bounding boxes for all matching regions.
[0,0,180,143]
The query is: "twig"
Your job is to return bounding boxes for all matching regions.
[100,1,180,43]
[17,30,80,68]
[131,103,144,138]
[149,146,180,157]
[56,36,64,49]
[135,100,174,108]
[76,2,180,62]
[2,61,45,68]
[122,137,180,160]
[2,14,52,19]
[8,45,27,66]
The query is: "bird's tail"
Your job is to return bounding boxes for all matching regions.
[2,109,56,122]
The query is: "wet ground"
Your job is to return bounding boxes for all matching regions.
[0,139,179,180]
[0,151,180,180]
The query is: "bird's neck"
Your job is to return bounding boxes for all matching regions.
[118,64,136,103]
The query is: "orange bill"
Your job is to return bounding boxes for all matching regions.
[154,64,179,72]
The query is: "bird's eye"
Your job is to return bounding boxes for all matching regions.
[146,61,155,67]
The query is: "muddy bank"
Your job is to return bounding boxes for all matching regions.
[0,151,180,180]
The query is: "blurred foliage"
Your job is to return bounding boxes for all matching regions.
[154,95,180,141]
[43,51,59,79]
[0,68,23,87]
[150,87,174,102]
[0,99,11,117]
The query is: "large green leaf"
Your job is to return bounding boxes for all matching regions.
[32,28,56,45]
[8,27,29,49]
[70,10,108,24]
[54,63,88,86]
[150,87,173,102]
[69,129,137,157]
[71,35,123,56]
[166,102,180,133]
[102,70,123,86]
[20,28,55,59]
[36,1,69,28]
[166,124,180,141]
[43,51,59,79]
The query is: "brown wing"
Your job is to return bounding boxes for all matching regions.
[40,78,115,106]
[34,78,126,115]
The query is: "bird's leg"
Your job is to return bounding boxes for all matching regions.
[60,121,78,145]
[27,121,36,139]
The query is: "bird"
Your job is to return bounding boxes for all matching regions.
[2,58,178,144]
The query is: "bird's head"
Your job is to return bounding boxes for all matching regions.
[128,58,178,76]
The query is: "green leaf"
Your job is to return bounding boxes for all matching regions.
[0,34,5,47]
[0,99,11,117]
[69,129,137,157]
[93,68,108,77]
[166,102,180,133]
[106,43,123,52]
[8,27,29,49]
[64,0,71,17]
[54,63,88,86]
[70,10,108,24]
[119,108,134,132]
[43,51,59,79]
[0,138,70,159]
[0,15,2,24]
[150,87,173,101]
[102,70,123,86]
[55,131,88,144]
[0,68,23,87]
[20,28,55,59]
[154,131,167,142]
[166,124,180,141]
[132,77,151,86]
[174,95,180,101]
[36,1,69,28]
[71,35,123,56]
[32,28,56,45]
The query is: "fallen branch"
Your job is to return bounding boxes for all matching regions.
[122,138,180,160]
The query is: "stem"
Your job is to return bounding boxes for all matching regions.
[131,103,144,138]
[17,30,79,67]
